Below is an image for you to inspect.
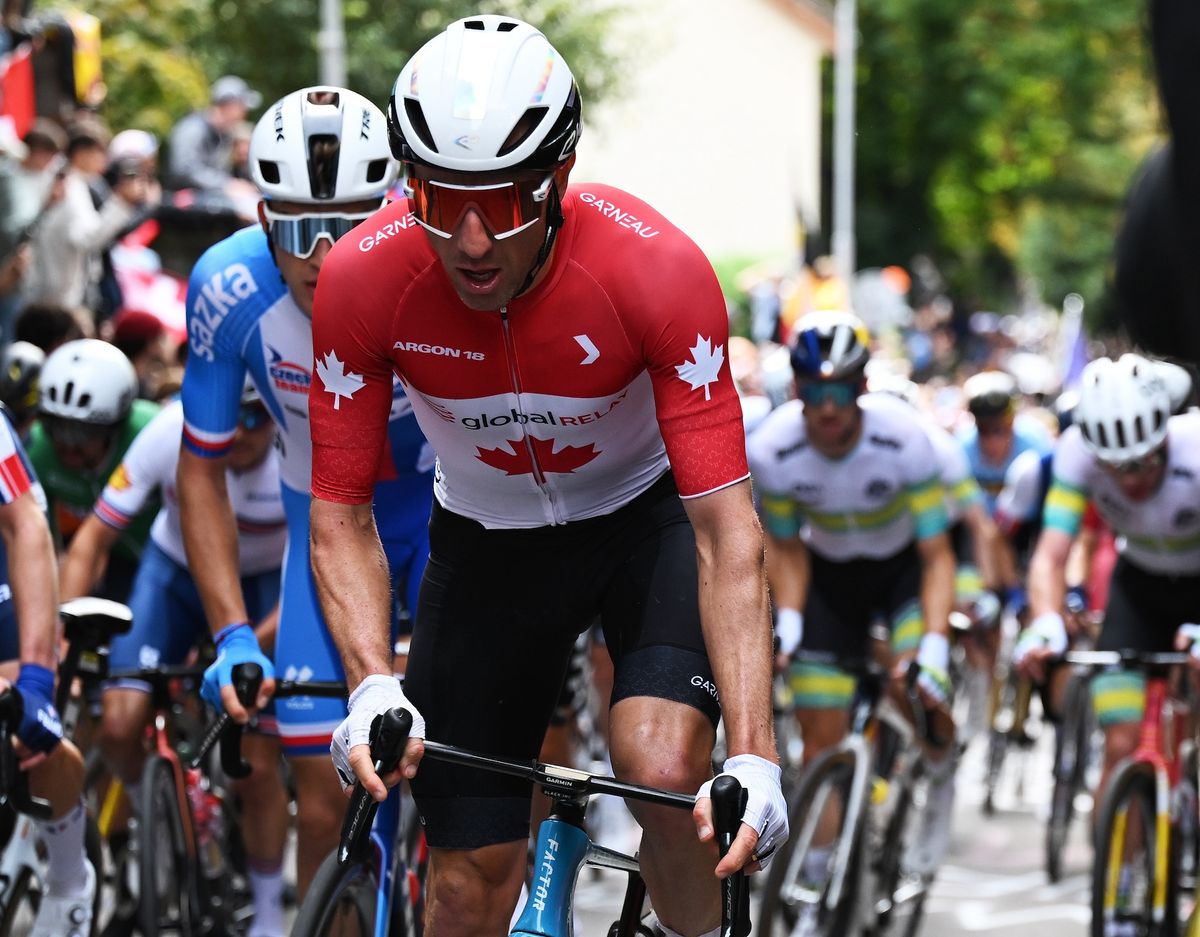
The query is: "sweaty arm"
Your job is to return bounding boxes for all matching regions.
[0,490,60,669]
[177,447,249,631]
[308,497,393,686]
[916,531,955,641]
[1028,528,1073,620]
[58,513,120,601]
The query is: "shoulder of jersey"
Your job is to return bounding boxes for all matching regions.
[748,399,807,463]
[190,226,286,307]
[335,198,432,267]
[860,396,922,451]
[566,182,687,251]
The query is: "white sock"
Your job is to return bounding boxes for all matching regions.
[248,865,285,937]
[35,801,90,895]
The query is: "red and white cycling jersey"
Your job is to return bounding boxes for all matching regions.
[310,184,748,528]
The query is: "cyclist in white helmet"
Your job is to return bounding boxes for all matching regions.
[1016,354,1200,809]
[177,86,434,906]
[27,339,159,600]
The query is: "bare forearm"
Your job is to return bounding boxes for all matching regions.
[1029,532,1071,618]
[764,535,809,611]
[6,510,59,668]
[178,451,248,635]
[918,537,955,639]
[698,528,776,760]
[310,499,393,688]
[59,516,117,601]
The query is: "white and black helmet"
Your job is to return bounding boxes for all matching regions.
[250,86,398,203]
[39,339,136,425]
[388,15,582,173]
[790,310,871,381]
[1074,354,1171,463]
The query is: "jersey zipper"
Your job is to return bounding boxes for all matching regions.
[498,306,563,524]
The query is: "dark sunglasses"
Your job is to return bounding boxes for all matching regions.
[1101,449,1165,477]
[798,381,857,407]
[237,403,271,431]
[41,415,116,447]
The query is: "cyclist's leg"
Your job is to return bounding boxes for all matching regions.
[599,480,738,937]
[404,502,597,936]
[99,540,207,787]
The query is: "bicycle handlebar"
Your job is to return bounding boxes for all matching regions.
[1064,649,1191,671]
[336,706,753,937]
[0,690,52,819]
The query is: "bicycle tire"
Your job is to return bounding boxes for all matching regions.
[1091,760,1179,937]
[394,794,427,937]
[0,863,37,936]
[290,849,379,937]
[870,771,921,937]
[139,756,196,937]
[1046,672,1090,883]
[758,746,864,937]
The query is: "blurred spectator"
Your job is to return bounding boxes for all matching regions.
[96,128,164,322]
[110,309,179,401]
[24,119,151,313]
[230,119,253,181]
[4,119,67,237]
[13,301,88,353]
[165,75,261,216]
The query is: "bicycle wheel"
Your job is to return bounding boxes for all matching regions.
[392,792,427,937]
[1091,761,1179,937]
[1046,673,1090,883]
[0,864,37,936]
[139,756,196,937]
[758,746,864,937]
[290,849,379,937]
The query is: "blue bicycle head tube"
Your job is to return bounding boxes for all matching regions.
[511,817,591,937]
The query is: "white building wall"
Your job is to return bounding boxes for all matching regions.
[573,0,828,264]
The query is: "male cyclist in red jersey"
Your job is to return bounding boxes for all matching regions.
[307,15,786,937]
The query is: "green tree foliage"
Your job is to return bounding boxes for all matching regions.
[81,0,626,146]
[853,0,1161,313]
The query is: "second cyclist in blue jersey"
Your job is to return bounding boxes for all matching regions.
[176,86,434,896]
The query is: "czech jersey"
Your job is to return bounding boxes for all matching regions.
[308,184,748,529]
[959,414,1053,513]
[747,395,949,561]
[95,400,285,575]
[180,225,433,516]
[1042,414,1200,577]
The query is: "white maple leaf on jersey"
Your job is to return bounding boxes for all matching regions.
[675,334,725,401]
[316,350,365,410]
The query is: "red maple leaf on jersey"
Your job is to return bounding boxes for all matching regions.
[476,436,601,475]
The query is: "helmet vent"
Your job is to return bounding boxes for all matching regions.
[308,135,341,200]
[1116,421,1128,448]
[46,385,57,402]
[78,392,91,410]
[497,20,519,31]
[499,107,548,158]
[63,381,74,405]
[464,19,485,29]
[1154,409,1165,432]
[1079,421,1091,442]
[403,99,439,154]
[258,161,281,184]
[366,159,389,184]
[1097,423,1109,449]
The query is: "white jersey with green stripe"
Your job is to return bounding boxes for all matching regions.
[748,395,949,560]
[1043,413,1200,576]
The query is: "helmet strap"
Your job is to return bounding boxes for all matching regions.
[514,176,565,299]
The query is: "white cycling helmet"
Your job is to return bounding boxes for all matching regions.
[250,86,398,203]
[1074,354,1171,463]
[389,15,582,173]
[39,339,137,425]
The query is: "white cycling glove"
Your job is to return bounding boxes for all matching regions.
[330,674,425,791]
[1176,623,1200,661]
[696,753,788,870]
[1013,611,1069,665]
[775,608,804,657]
[916,632,951,704]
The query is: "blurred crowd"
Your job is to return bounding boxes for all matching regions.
[0,73,263,405]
